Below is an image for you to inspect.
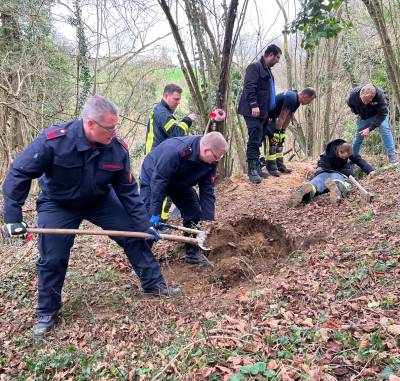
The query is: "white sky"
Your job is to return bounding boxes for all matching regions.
[51,0,297,62]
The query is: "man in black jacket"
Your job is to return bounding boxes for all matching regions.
[347,83,397,164]
[238,44,282,184]
[289,139,374,206]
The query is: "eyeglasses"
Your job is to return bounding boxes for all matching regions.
[209,149,224,162]
[93,119,119,134]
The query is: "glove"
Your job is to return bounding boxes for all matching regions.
[145,226,160,241]
[150,215,161,228]
[2,222,28,238]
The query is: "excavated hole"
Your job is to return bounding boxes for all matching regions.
[206,217,299,288]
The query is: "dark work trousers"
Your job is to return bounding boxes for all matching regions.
[244,116,269,160]
[36,191,165,316]
[140,183,202,255]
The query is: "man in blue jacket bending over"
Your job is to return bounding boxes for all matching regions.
[140,132,228,268]
[2,96,180,340]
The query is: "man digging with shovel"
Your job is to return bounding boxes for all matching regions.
[140,132,228,268]
[2,96,181,340]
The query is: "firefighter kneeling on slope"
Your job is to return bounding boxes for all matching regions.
[289,139,375,206]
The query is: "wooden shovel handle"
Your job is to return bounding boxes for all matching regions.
[27,227,199,245]
[158,223,203,235]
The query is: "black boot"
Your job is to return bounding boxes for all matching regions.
[267,159,280,177]
[257,160,269,179]
[33,313,58,340]
[143,284,182,297]
[276,147,292,173]
[185,244,213,268]
[247,159,262,184]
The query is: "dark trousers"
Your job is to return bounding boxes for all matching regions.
[244,116,268,160]
[36,191,165,316]
[140,184,202,255]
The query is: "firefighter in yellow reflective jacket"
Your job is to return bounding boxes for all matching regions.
[145,83,197,222]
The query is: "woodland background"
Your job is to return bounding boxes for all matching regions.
[1,0,400,179]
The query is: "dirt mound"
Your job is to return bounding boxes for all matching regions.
[206,217,298,287]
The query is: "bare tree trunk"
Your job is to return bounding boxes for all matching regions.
[304,48,315,156]
[362,0,400,107]
[158,0,207,123]
[275,0,293,89]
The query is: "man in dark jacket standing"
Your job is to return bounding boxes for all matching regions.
[140,132,228,267]
[347,83,397,164]
[2,96,181,339]
[289,139,374,206]
[238,44,282,184]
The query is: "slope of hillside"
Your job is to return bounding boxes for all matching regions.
[1,163,399,380]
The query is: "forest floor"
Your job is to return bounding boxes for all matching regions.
[1,161,400,381]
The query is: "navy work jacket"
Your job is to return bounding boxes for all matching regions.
[237,57,274,119]
[269,91,300,120]
[3,119,149,231]
[145,100,193,155]
[141,135,216,220]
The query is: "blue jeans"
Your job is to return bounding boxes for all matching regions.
[309,172,352,195]
[352,115,396,157]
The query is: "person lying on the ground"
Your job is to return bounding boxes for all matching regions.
[2,95,181,340]
[289,139,374,206]
[140,132,228,268]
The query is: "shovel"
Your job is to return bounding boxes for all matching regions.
[348,175,374,203]
[157,222,211,251]
[26,227,211,250]
[158,222,214,267]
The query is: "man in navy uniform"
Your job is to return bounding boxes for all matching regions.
[237,44,282,184]
[261,88,316,176]
[140,132,228,267]
[2,96,181,339]
[145,83,197,226]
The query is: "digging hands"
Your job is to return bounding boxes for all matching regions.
[2,222,28,239]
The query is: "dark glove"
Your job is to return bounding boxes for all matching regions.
[150,215,161,228]
[145,226,160,241]
[2,222,28,238]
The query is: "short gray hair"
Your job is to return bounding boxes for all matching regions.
[82,95,119,121]
[360,84,376,99]
[201,131,228,152]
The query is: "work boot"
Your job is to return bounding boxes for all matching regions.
[143,284,182,297]
[257,161,269,179]
[289,183,315,207]
[185,244,213,268]
[266,158,280,177]
[247,159,262,184]
[277,158,292,174]
[33,314,57,340]
[324,179,342,205]
[259,156,267,168]
[185,252,214,268]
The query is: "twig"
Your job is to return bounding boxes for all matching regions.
[151,335,250,381]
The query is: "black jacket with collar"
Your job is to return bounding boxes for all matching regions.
[237,57,273,119]
[347,85,388,130]
[316,139,374,176]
